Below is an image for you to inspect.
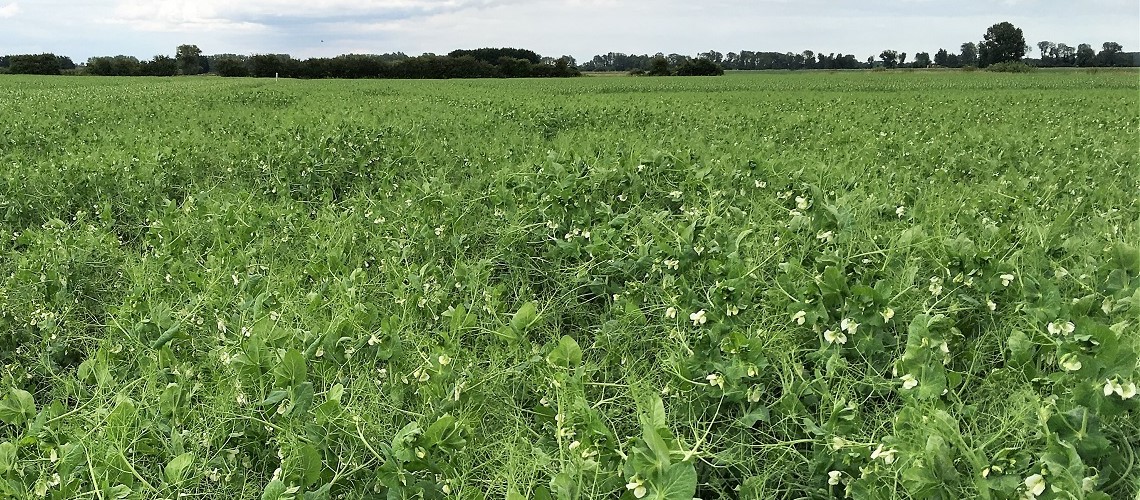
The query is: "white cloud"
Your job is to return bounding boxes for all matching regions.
[0,2,20,18]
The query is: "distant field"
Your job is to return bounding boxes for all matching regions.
[0,72,1137,499]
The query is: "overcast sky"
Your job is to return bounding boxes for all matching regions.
[1,0,1137,62]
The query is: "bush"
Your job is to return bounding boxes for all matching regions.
[986,61,1034,73]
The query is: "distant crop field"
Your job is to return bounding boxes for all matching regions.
[0,72,1137,499]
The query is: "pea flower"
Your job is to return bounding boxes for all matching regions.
[792,310,807,325]
[880,307,895,322]
[870,444,897,464]
[665,306,677,319]
[823,329,847,345]
[690,309,707,326]
[900,373,919,390]
[626,476,647,499]
[816,230,835,243]
[1059,353,1082,372]
[895,206,906,217]
[706,373,724,389]
[663,258,680,270]
[1104,379,1137,399]
[828,470,842,485]
[795,196,810,210]
[1000,273,1015,286]
[840,318,859,335]
[1047,321,1075,336]
[1024,474,1046,498]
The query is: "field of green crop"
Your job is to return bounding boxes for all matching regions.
[0,71,1138,499]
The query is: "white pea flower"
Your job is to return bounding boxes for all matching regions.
[795,196,810,210]
[1000,273,1015,286]
[929,277,943,296]
[792,310,807,325]
[438,354,452,366]
[870,444,897,464]
[706,373,724,389]
[828,470,842,485]
[726,305,740,317]
[987,299,997,311]
[690,309,707,326]
[1102,379,1136,399]
[665,306,677,319]
[840,318,859,334]
[880,307,895,322]
[626,476,647,499]
[669,190,682,199]
[896,206,906,218]
[900,373,919,390]
[754,180,766,188]
[816,230,835,243]
[823,329,847,345]
[1047,321,1075,336]
[1023,474,1046,497]
[663,258,680,270]
[1059,353,1082,372]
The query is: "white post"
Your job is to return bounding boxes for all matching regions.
[275,72,279,82]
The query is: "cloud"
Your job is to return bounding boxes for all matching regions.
[0,2,20,18]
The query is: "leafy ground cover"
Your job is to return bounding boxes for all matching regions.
[0,71,1137,499]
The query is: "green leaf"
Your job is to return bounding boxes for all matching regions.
[506,489,526,500]
[546,336,582,369]
[1007,329,1035,366]
[106,484,132,500]
[510,301,539,334]
[0,388,35,426]
[261,480,290,500]
[651,462,697,500]
[164,452,195,484]
[273,349,308,388]
[0,442,15,473]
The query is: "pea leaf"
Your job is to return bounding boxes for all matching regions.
[546,336,582,369]
[164,452,195,484]
[0,388,35,426]
[651,462,697,500]
[273,349,308,388]
[510,301,539,334]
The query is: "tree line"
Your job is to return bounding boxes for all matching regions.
[2,22,1135,78]
[0,46,581,79]
[582,23,1135,71]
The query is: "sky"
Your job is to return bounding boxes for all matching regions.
[1,0,1137,62]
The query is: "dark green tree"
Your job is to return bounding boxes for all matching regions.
[648,56,670,76]
[9,54,62,74]
[960,42,979,67]
[879,50,899,68]
[979,22,1026,66]
[1075,44,1096,66]
[934,48,949,66]
[176,44,203,75]
[913,52,931,68]
[1096,42,1123,66]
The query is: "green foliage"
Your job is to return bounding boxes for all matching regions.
[986,61,1035,73]
[0,71,1136,499]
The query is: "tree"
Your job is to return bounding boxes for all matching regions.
[934,48,949,66]
[960,42,979,67]
[9,54,62,75]
[213,57,249,77]
[979,22,1026,66]
[879,50,899,68]
[176,44,203,75]
[1055,43,1076,66]
[913,52,931,68]
[1097,42,1123,66]
[899,52,907,66]
[648,56,670,76]
[1037,41,1055,65]
[1075,44,1096,67]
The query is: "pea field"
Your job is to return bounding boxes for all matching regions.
[0,71,1138,499]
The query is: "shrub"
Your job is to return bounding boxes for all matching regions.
[986,61,1034,73]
